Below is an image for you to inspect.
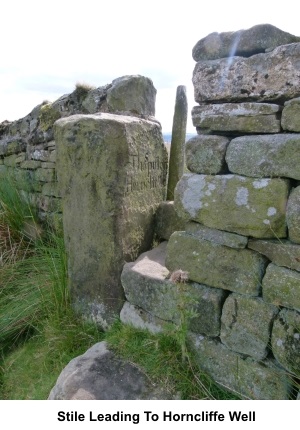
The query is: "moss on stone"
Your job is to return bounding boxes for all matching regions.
[39,103,61,132]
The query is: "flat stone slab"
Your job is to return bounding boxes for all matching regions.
[221,294,278,360]
[282,97,300,132]
[271,308,300,376]
[174,173,289,238]
[192,24,300,61]
[166,231,267,296]
[48,341,174,399]
[262,264,300,312]
[193,43,300,103]
[287,186,300,244]
[185,135,229,174]
[189,334,292,399]
[226,134,300,180]
[121,242,226,336]
[248,239,300,272]
[192,103,281,134]
[186,222,248,249]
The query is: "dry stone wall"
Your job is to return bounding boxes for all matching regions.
[0,75,156,227]
[121,24,300,399]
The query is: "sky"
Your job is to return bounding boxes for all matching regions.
[1,0,300,133]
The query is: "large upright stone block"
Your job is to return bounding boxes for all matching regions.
[193,43,300,103]
[174,173,289,238]
[55,113,168,328]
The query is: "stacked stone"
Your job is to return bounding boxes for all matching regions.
[0,75,156,227]
[166,24,300,399]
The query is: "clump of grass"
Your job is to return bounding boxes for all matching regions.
[105,321,238,400]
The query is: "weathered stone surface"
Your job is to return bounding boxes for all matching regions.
[262,264,300,311]
[167,86,187,200]
[121,241,226,335]
[271,308,300,376]
[186,222,248,249]
[166,232,267,296]
[155,201,186,240]
[221,294,278,360]
[282,97,300,131]
[0,139,25,156]
[42,183,61,198]
[192,24,300,61]
[174,174,289,238]
[34,167,55,182]
[20,160,41,170]
[185,135,229,174]
[120,301,166,334]
[287,187,300,244]
[106,75,156,116]
[189,334,292,399]
[55,113,168,328]
[193,43,300,103]
[226,134,300,180]
[192,103,281,134]
[248,239,300,272]
[48,341,175,399]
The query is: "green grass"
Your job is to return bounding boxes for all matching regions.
[0,173,238,400]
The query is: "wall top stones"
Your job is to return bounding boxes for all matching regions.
[192,23,300,61]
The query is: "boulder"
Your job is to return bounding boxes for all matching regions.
[226,134,300,180]
[271,308,300,376]
[185,135,229,174]
[174,173,289,238]
[193,43,300,103]
[55,113,168,328]
[192,24,300,61]
[192,103,281,134]
[106,75,156,116]
[48,341,174,399]
[262,264,300,312]
[166,231,267,296]
[221,294,278,360]
[281,97,300,131]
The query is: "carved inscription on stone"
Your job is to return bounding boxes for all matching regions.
[125,152,168,193]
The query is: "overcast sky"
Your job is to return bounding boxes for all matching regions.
[1,0,299,132]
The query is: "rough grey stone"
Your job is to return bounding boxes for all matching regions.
[226,134,300,180]
[287,186,300,244]
[271,308,300,376]
[155,201,186,240]
[55,113,168,328]
[166,231,267,296]
[20,160,41,170]
[221,294,278,360]
[48,341,175,399]
[186,222,248,249]
[174,174,289,239]
[167,85,188,200]
[106,75,156,116]
[193,43,300,103]
[185,135,229,174]
[120,301,166,334]
[121,241,225,335]
[189,334,292,399]
[282,97,300,132]
[262,264,300,312]
[248,239,300,272]
[192,103,281,134]
[192,24,300,61]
